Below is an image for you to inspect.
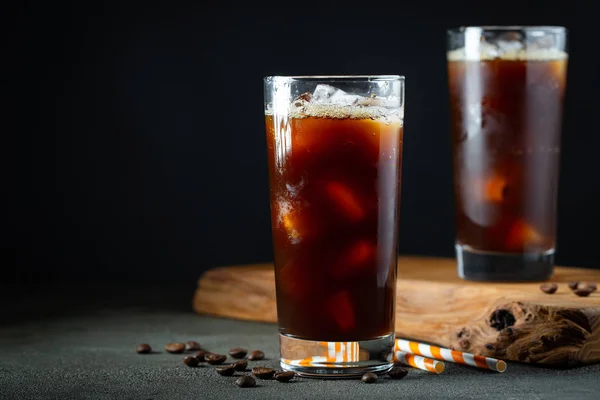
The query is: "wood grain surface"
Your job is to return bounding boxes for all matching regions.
[193,256,600,367]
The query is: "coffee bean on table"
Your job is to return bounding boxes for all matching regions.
[184,356,199,368]
[165,343,186,354]
[136,344,152,354]
[194,350,208,362]
[205,353,227,365]
[248,350,265,360]
[387,367,408,380]
[229,347,248,359]
[252,366,275,379]
[579,282,597,292]
[540,283,558,294]
[274,371,295,382]
[568,281,579,291]
[232,360,248,371]
[574,288,593,297]
[216,365,236,376]
[236,375,256,388]
[185,341,202,351]
[361,372,377,383]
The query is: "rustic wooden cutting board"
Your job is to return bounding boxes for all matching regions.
[193,256,600,367]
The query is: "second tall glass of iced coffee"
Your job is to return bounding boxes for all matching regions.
[448,27,568,281]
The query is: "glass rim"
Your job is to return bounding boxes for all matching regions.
[264,75,404,83]
[448,26,567,35]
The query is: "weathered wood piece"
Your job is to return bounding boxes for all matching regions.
[193,256,600,367]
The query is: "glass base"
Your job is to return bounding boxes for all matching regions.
[456,244,554,282]
[279,333,394,378]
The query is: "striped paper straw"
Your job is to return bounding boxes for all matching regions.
[396,339,507,373]
[321,341,361,363]
[282,341,361,367]
[394,351,445,374]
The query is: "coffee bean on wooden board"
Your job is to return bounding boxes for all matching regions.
[274,371,295,382]
[136,344,152,354]
[252,366,275,379]
[229,347,248,359]
[540,283,558,294]
[574,288,593,297]
[236,375,256,388]
[568,281,579,291]
[165,343,186,354]
[216,365,236,376]
[248,350,265,360]
[232,360,248,371]
[183,356,199,368]
[387,367,408,380]
[579,282,597,292]
[205,353,227,365]
[361,372,377,383]
[185,341,202,351]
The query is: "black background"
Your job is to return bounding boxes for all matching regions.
[4,1,599,285]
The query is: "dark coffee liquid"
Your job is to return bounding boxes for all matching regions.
[448,57,567,254]
[266,114,403,341]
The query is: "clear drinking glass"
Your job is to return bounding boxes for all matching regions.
[447,27,568,281]
[264,76,405,377]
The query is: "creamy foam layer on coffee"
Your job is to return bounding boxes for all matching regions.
[447,48,568,62]
[288,104,403,121]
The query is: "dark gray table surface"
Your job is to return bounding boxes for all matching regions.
[1,284,599,399]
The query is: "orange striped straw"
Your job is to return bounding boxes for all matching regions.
[282,341,361,368]
[396,339,507,373]
[394,351,445,374]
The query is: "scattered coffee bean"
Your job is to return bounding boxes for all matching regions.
[387,367,408,380]
[236,375,256,388]
[229,347,248,359]
[194,350,208,362]
[574,288,593,297]
[568,281,579,291]
[183,356,199,368]
[232,360,248,371]
[579,282,597,292]
[274,371,295,382]
[165,343,186,354]
[252,366,275,379]
[216,365,236,376]
[205,353,227,365]
[361,372,377,383]
[540,283,558,294]
[136,344,152,354]
[185,341,202,351]
[248,350,265,360]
